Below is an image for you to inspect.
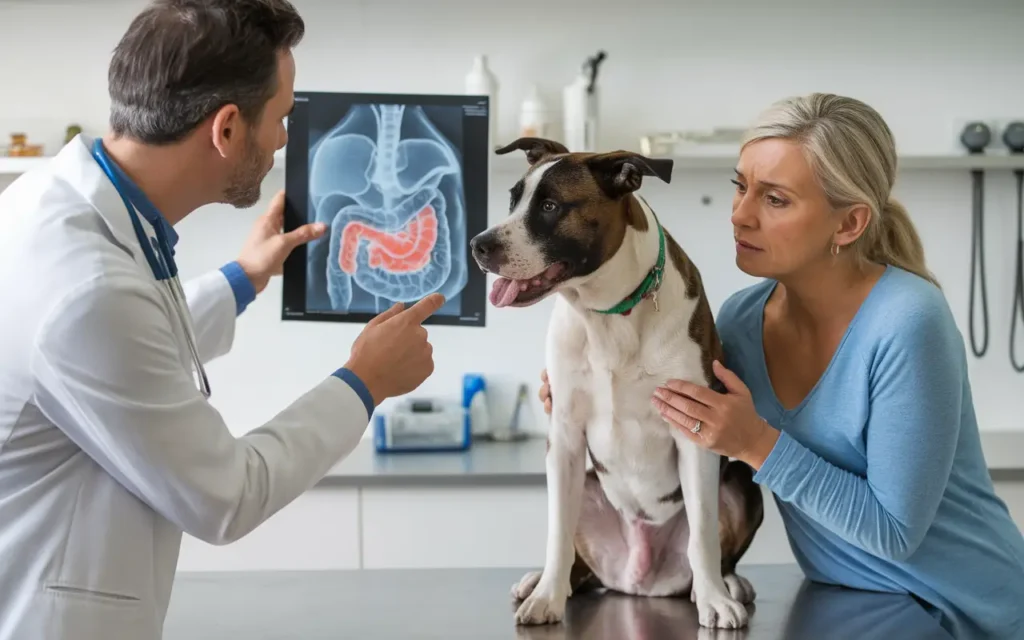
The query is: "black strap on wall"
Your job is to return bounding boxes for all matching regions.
[970,169,989,358]
[1010,169,1024,371]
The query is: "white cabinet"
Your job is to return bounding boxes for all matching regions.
[358,484,794,570]
[173,483,801,572]
[738,487,794,567]
[993,479,1024,526]
[163,464,1024,573]
[360,485,548,569]
[176,487,361,571]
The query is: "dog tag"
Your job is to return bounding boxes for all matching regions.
[649,266,663,312]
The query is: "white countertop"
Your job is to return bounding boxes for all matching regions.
[317,430,1024,488]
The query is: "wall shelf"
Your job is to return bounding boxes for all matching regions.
[0,156,47,175]
[892,154,1024,170]
[5,148,1023,178]
[488,151,1024,173]
[0,149,288,177]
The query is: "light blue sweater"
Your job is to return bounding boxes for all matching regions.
[717,265,1024,639]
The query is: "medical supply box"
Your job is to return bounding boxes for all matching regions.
[373,398,471,453]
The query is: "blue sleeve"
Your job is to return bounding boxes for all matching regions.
[715,286,759,381]
[753,292,963,562]
[715,291,741,373]
[332,367,376,418]
[218,261,257,315]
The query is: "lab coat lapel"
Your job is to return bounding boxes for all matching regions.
[49,134,143,261]
[49,134,196,373]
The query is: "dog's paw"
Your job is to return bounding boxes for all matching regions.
[724,573,756,605]
[511,570,543,601]
[693,580,749,629]
[514,588,567,626]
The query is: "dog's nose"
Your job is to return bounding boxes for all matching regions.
[470,232,504,265]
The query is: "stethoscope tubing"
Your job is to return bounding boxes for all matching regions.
[968,165,1024,372]
[1011,169,1024,372]
[91,140,211,398]
[970,169,989,358]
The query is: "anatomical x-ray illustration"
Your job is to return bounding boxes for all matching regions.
[304,103,468,313]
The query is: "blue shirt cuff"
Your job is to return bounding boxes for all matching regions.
[332,367,376,418]
[219,261,257,315]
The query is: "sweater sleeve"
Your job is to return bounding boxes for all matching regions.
[752,291,964,562]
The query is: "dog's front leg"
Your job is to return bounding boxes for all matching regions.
[515,387,588,625]
[673,434,749,629]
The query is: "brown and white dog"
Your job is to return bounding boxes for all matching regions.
[469,138,764,629]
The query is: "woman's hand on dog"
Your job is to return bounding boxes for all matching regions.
[653,360,780,470]
[538,369,552,415]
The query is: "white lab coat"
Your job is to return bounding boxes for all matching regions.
[0,134,371,639]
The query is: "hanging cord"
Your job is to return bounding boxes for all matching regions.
[1011,169,1024,371]
[969,169,989,357]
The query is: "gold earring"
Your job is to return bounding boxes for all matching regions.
[831,243,840,256]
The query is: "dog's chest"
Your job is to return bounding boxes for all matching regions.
[581,336,688,524]
[555,299,708,524]
[581,317,697,430]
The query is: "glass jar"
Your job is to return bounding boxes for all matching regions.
[7,133,27,156]
[6,133,42,157]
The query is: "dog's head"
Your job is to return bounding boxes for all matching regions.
[470,137,673,308]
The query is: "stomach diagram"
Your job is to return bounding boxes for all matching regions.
[304,103,468,313]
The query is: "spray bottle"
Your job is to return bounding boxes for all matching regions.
[465,54,499,147]
[562,50,606,152]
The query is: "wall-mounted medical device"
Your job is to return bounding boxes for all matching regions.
[959,119,1024,371]
[1003,122,1024,371]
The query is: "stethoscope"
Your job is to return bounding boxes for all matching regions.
[999,122,1024,372]
[90,139,211,398]
[969,164,989,359]
[961,122,991,359]
[1011,165,1024,372]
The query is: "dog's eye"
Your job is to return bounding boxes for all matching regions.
[540,200,558,213]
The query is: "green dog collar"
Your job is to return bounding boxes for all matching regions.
[595,223,666,316]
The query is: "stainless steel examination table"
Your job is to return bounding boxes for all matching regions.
[163,563,954,639]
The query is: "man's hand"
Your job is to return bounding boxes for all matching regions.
[343,293,447,405]
[236,190,326,294]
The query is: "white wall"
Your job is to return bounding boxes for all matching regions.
[5,0,1024,435]
[2,0,1024,571]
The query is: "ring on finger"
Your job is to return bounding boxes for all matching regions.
[691,420,702,434]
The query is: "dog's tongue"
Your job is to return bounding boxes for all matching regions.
[490,278,520,307]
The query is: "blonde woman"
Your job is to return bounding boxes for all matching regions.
[538,93,1024,639]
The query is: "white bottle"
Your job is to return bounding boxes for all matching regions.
[518,85,550,138]
[465,54,499,146]
[562,71,599,152]
[469,389,490,439]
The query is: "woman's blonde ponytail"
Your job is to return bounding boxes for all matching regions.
[867,197,937,286]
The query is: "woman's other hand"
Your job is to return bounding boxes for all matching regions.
[653,360,779,469]
[538,369,552,415]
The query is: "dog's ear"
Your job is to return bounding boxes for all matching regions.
[586,151,674,198]
[495,137,570,165]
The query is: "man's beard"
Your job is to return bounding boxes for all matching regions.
[222,136,269,208]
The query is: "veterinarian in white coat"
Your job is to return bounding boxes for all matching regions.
[0,2,442,638]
